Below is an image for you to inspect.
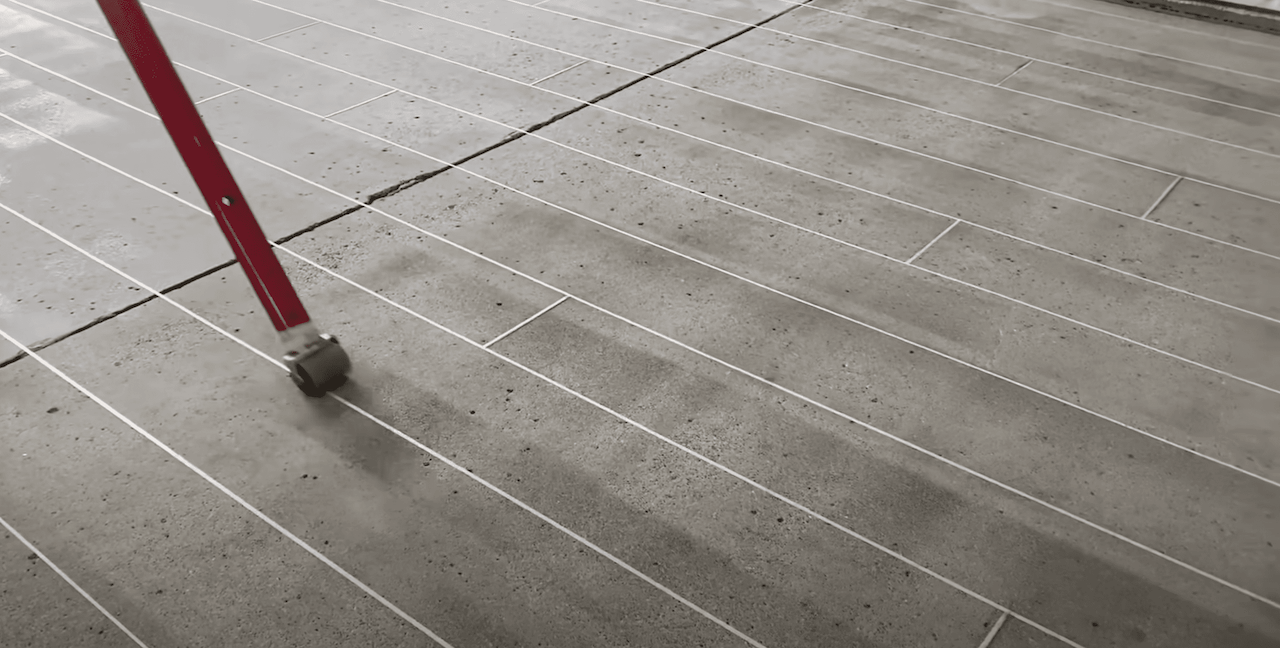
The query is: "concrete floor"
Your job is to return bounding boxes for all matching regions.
[1,0,1278,646]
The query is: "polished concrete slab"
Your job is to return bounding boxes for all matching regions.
[2,0,1278,646]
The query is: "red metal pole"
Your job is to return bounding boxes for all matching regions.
[96,0,309,333]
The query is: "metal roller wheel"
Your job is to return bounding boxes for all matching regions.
[288,334,351,396]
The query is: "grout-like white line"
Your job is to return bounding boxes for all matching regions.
[109,0,1280,330]
[0,199,767,648]
[0,514,151,648]
[529,59,586,86]
[484,295,569,348]
[256,19,319,42]
[323,89,397,119]
[977,611,1010,648]
[906,218,960,264]
[0,322,457,648]
[994,60,1033,87]
[194,87,239,105]
[1142,176,1183,219]
[8,45,1280,487]
[5,33,1279,613]
[0,189,1081,648]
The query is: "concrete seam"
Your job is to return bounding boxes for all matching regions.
[194,87,239,105]
[321,89,397,119]
[529,59,587,86]
[1141,175,1184,219]
[977,611,1010,648]
[994,60,1033,87]
[256,20,319,42]
[0,258,239,370]
[906,219,961,264]
[484,295,569,348]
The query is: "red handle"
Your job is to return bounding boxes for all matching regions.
[97,0,310,332]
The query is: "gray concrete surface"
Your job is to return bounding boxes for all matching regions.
[1100,0,1280,36]
[2,0,1278,646]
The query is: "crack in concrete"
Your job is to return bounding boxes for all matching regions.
[0,257,239,369]
[1,0,813,370]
